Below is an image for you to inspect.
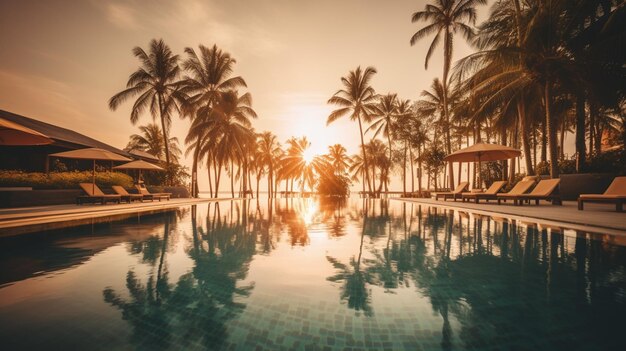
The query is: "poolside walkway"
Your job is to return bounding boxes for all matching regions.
[0,198,239,233]
[394,197,626,235]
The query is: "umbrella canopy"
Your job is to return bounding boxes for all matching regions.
[444,143,521,162]
[50,147,131,161]
[50,148,131,193]
[113,159,163,171]
[0,117,53,145]
[113,160,164,184]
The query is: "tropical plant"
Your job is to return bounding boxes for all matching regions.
[109,39,187,175]
[181,44,246,196]
[126,123,182,163]
[327,66,378,193]
[410,0,487,186]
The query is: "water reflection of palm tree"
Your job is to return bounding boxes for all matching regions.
[104,202,256,349]
[327,200,373,316]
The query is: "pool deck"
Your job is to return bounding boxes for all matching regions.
[393,197,626,236]
[0,198,239,233]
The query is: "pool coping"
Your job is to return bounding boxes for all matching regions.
[0,198,241,235]
[392,197,626,237]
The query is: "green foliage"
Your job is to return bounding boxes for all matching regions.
[317,173,351,196]
[536,159,577,176]
[141,163,189,187]
[587,150,625,175]
[479,162,505,188]
[0,170,133,189]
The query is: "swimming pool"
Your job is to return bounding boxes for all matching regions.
[0,198,624,350]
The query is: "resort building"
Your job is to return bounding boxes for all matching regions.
[0,109,157,172]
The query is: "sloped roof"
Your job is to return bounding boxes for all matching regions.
[127,149,161,162]
[0,109,130,157]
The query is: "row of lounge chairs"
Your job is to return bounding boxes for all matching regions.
[434,176,626,212]
[76,183,171,205]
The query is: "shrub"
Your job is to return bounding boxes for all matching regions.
[535,159,577,175]
[317,173,350,196]
[0,170,133,189]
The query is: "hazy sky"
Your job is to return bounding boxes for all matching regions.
[0,0,491,191]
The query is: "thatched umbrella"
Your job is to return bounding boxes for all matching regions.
[50,147,131,193]
[113,159,164,184]
[0,117,53,145]
[444,143,521,188]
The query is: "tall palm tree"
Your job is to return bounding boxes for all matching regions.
[280,136,311,192]
[182,44,247,196]
[109,39,186,174]
[410,0,487,187]
[368,93,399,179]
[126,123,182,163]
[257,132,282,198]
[327,66,378,193]
[194,91,257,197]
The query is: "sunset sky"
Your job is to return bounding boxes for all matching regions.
[0,0,491,191]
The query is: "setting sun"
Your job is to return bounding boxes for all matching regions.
[302,148,316,164]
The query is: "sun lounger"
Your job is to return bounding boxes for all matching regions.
[578,176,626,212]
[135,184,171,201]
[112,185,144,203]
[461,181,507,203]
[499,179,561,206]
[495,180,536,204]
[77,183,121,205]
[435,181,469,201]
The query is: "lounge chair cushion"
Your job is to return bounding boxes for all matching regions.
[497,180,535,197]
[517,179,560,197]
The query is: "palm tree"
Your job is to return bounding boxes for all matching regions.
[126,123,182,163]
[327,66,378,193]
[194,91,257,197]
[410,0,487,187]
[181,44,247,197]
[257,132,282,198]
[280,136,311,193]
[109,39,186,175]
[326,144,351,175]
[368,93,399,180]
[349,153,366,194]
[393,99,415,193]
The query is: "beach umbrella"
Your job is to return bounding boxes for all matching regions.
[0,117,53,145]
[113,159,164,183]
[444,143,521,187]
[49,147,131,193]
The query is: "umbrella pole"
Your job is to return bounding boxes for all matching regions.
[92,159,96,194]
[478,155,482,189]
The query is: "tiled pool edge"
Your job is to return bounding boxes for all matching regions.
[393,197,626,236]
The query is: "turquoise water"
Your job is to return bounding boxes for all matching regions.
[0,198,625,350]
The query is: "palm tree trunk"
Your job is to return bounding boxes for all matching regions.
[575,94,586,172]
[216,161,222,197]
[157,93,171,184]
[357,117,372,192]
[387,132,393,191]
[545,82,559,178]
[230,159,235,198]
[208,164,213,198]
[410,146,415,193]
[541,120,547,164]
[403,142,407,194]
[518,99,534,175]
[256,175,261,199]
[192,147,199,198]
[442,28,454,190]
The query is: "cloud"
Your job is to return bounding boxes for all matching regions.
[96,0,283,57]
[105,3,140,29]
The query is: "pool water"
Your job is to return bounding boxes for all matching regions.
[0,198,625,350]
